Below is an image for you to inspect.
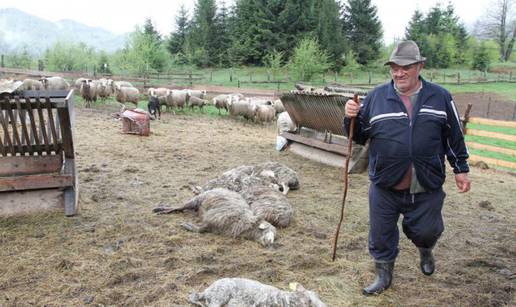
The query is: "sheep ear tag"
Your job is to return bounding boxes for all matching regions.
[289,282,298,291]
[259,222,268,230]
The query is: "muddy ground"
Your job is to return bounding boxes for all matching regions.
[0,93,515,306]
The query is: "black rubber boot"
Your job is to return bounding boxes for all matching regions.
[363,261,394,295]
[419,247,435,275]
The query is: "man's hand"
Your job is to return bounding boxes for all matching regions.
[345,99,360,118]
[455,173,471,193]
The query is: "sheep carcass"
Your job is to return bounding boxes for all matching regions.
[241,185,293,228]
[189,278,327,307]
[154,188,276,247]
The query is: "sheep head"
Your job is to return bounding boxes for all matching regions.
[256,221,276,247]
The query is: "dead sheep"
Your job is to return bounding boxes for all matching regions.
[254,161,300,195]
[241,185,293,228]
[188,278,327,307]
[154,188,276,247]
[201,162,299,195]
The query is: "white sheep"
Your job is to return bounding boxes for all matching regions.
[254,161,300,195]
[154,188,276,247]
[20,78,43,91]
[255,104,276,123]
[40,76,70,90]
[115,86,140,109]
[188,89,207,99]
[189,96,207,112]
[189,278,327,307]
[274,99,286,113]
[229,98,256,120]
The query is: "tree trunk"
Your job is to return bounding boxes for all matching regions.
[504,24,516,61]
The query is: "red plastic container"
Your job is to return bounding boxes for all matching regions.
[121,108,150,136]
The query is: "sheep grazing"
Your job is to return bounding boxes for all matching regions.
[163,89,190,111]
[213,94,230,114]
[154,188,276,247]
[189,96,207,112]
[188,89,207,99]
[40,76,70,90]
[148,95,160,120]
[116,86,140,109]
[229,99,256,121]
[241,185,293,228]
[255,104,276,123]
[189,278,327,307]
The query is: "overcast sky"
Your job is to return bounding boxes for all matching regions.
[3,0,490,44]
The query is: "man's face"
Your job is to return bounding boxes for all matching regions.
[390,62,423,94]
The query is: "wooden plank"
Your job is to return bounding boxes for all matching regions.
[469,117,516,128]
[0,109,14,155]
[466,128,516,142]
[5,101,23,155]
[15,98,33,155]
[35,98,50,153]
[281,132,348,155]
[467,141,516,157]
[0,189,63,217]
[0,155,62,176]
[63,157,78,216]
[469,154,516,170]
[45,97,60,152]
[0,173,74,192]
[58,100,74,159]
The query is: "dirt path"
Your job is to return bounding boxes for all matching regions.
[0,106,514,306]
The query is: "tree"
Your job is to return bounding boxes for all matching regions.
[167,5,190,56]
[342,0,383,65]
[143,17,162,43]
[115,25,168,74]
[43,41,96,72]
[277,0,317,59]
[188,0,218,66]
[474,0,515,61]
[287,37,330,81]
[472,42,491,71]
[314,0,347,69]
[212,0,233,66]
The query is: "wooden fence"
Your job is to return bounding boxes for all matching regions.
[465,117,516,170]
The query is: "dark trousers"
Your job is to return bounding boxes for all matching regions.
[368,184,445,262]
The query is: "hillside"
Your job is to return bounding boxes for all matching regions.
[0,8,126,55]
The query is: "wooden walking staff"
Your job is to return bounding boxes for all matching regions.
[332,93,358,261]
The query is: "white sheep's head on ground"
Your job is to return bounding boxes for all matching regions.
[257,221,276,247]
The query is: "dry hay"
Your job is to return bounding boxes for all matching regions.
[0,106,515,306]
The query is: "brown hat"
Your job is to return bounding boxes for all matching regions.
[385,40,426,66]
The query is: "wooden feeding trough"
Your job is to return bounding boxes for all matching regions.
[0,90,79,217]
[279,88,369,173]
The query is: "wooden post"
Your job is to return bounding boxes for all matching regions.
[230,68,233,82]
[250,71,253,82]
[335,71,338,82]
[457,72,460,85]
[210,70,213,82]
[512,103,516,121]
[443,72,446,83]
[189,71,193,86]
[430,71,433,82]
[510,72,513,81]
[350,72,353,84]
[487,98,491,118]
[267,70,271,81]
[368,71,372,84]
[238,80,240,88]
[277,81,280,92]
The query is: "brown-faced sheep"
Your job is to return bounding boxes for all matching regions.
[79,79,98,108]
[188,278,327,307]
[154,188,276,247]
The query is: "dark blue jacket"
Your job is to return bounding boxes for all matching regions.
[343,78,469,190]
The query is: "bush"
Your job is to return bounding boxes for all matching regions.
[287,38,330,82]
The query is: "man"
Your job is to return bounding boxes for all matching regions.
[343,40,471,295]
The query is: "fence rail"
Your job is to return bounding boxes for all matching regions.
[464,116,516,171]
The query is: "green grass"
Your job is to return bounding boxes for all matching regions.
[466,135,516,150]
[468,148,516,163]
[444,82,516,101]
[467,123,516,135]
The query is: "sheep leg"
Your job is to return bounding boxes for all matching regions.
[181,222,205,233]
[281,183,290,195]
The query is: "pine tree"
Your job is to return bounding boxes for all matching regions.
[314,0,347,69]
[167,5,189,56]
[143,18,162,43]
[189,0,218,66]
[278,0,316,59]
[342,0,383,65]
